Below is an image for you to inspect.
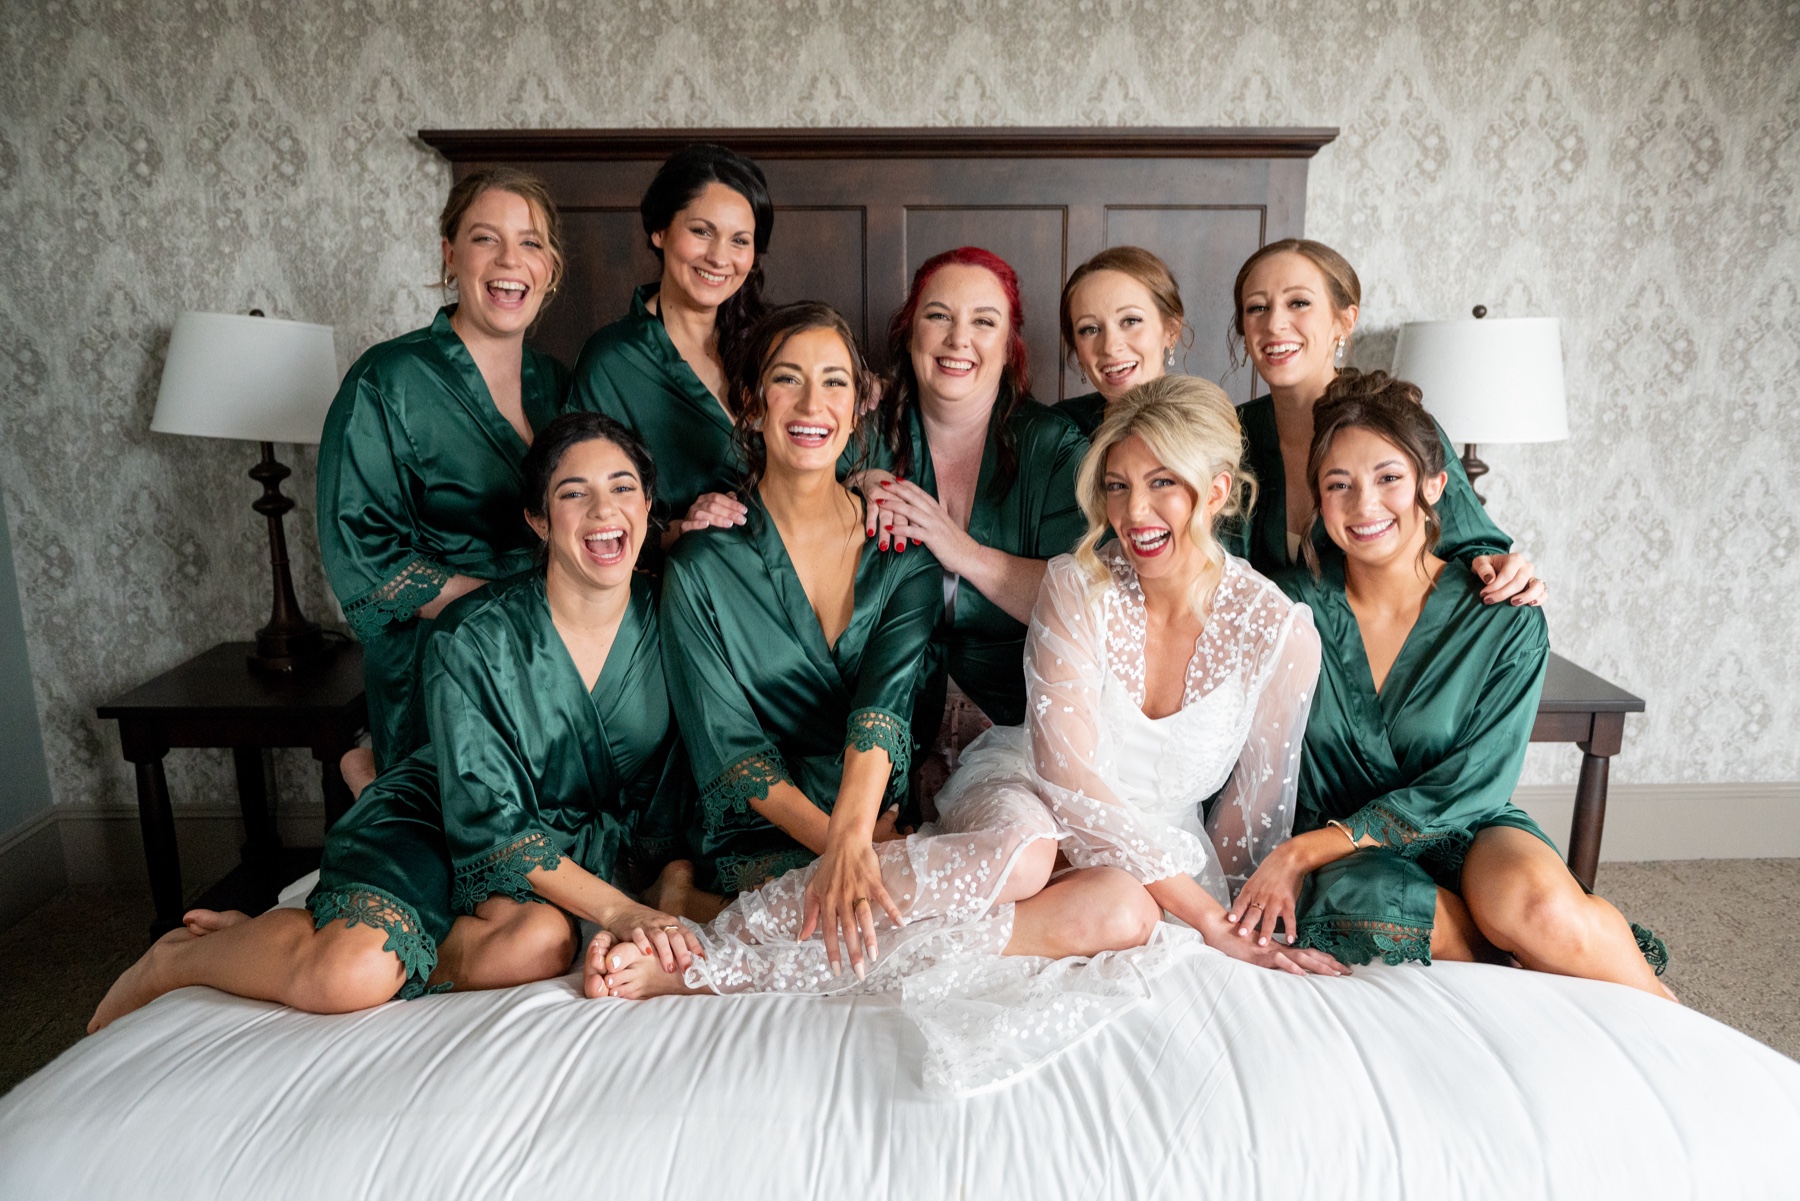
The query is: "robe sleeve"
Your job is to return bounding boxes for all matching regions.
[660,549,794,831]
[1027,416,1091,557]
[1339,615,1548,864]
[844,551,943,780]
[316,372,454,639]
[1025,557,1211,884]
[425,627,564,914]
[1206,606,1320,897]
[1431,416,1514,564]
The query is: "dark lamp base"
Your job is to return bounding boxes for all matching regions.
[245,440,334,675]
[248,624,332,674]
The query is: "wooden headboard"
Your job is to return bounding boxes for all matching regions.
[419,127,1337,403]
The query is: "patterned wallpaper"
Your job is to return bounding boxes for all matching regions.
[0,2,1794,821]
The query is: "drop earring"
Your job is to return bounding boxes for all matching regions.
[1334,337,1346,366]
[1164,346,1176,369]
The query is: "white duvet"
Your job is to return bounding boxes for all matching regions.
[4,927,1796,1201]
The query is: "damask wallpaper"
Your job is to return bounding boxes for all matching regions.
[0,1,1794,823]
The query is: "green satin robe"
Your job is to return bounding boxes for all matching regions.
[1284,557,1552,966]
[1054,390,1107,438]
[661,496,942,894]
[872,400,1089,735]
[1228,394,1512,586]
[306,570,692,997]
[316,307,567,768]
[566,283,739,531]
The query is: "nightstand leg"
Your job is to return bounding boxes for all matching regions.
[1568,752,1609,893]
[232,747,284,878]
[134,757,184,934]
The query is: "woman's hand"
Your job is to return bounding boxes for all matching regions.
[1204,916,1349,976]
[799,838,904,979]
[872,805,907,843]
[846,470,899,540]
[1471,553,1545,606]
[677,491,748,536]
[603,901,703,975]
[872,479,977,570]
[1226,843,1313,948]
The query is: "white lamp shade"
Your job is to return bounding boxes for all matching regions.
[1391,317,1569,445]
[151,312,339,445]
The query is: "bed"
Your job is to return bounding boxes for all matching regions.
[7,128,1796,1197]
[3,875,1797,1199]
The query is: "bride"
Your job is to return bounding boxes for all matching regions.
[600,373,1345,1080]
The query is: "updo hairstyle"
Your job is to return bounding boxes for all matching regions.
[639,143,774,369]
[1073,374,1256,607]
[728,301,878,493]
[1302,370,1444,572]
[438,166,566,298]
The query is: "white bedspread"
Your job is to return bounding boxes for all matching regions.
[4,937,1796,1199]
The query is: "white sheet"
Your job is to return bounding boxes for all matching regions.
[4,919,1796,1201]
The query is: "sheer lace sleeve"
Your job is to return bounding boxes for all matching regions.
[1025,556,1207,883]
[1204,604,1320,897]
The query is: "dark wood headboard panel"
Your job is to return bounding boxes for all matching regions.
[420,127,1337,403]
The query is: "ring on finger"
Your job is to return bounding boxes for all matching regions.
[1246,901,1266,910]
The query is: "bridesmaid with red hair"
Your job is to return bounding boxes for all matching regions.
[855,248,1091,784]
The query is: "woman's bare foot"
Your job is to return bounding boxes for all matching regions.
[602,942,705,1000]
[88,927,198,1034]
[182,908,252,936]
[339,747,378,801]
[643,860,726,924]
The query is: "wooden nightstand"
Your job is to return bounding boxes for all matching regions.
[97,642,367,933]
[1532,653,1647,891]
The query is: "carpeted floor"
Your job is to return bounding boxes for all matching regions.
[2,859,1795,1099]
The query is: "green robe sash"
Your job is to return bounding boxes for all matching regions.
[1284,556,1551,965]
[661,495,942,894]
[316,306,567,768]
[1228,393,1512,588]
[308,570,692,997]
[873,400,1089,735]
[566,283,740,530]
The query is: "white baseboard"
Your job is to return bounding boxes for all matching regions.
[0,810,69,927]
[54,802,326,893]
[1512,782,1800,861]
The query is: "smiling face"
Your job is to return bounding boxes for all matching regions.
[442,188,554,341]
[651,181,756,314]
[1316,425,1447,572]
[1068,270,1180,404]
[909,263,1012,411]
[758,325,859,482]
[1103,434,1231,586]
[526,437,651,593]
[1239,251,1358,401]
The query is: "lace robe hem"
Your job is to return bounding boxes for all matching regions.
[844,707,912,781]
[341,554,454,639]
[699,751,791,826]
[1342,801,1474,867]
[450,831,561,914]
[1296,915,1433,966]
[309,884,449,1000]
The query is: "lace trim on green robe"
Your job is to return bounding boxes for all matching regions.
[715,847,817,895]
[342,554,454,639]
[451,830,562,914]
[700,751,791,825]
[1342,801,1474,868]
[1633,923,1670,976]
[1297,915,1434,966]
[309,884,450,1000]
[844,707,912,780]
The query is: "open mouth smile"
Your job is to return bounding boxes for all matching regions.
[1259,340,1301,367]
[583,528,628,566]
[785,422,834,448]
[1347,518,1396,543]
[486,279,530,308]
[1127,527,1171,557]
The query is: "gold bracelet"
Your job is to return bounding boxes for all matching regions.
[1326,819,1359,851]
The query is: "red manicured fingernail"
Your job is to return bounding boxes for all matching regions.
[897,540,907,552]
[864,527,872,538]
[879,540,889,550]
[874,498,885,505]
[879,480,891,488]
[883,524,893,532]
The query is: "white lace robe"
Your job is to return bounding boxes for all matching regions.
[680,547,1319,1093]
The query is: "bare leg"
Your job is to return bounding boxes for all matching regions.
[1461,826,1676,1001]
[339,748,378,802]
[431,896,578,991]
[1004,866,1162,958]
[1429,887,1506,963]
[643,860,725,924]
[89,907,404,1032]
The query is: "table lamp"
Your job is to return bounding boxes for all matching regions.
[1390,307,1569,503]
[151,310,340,673]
